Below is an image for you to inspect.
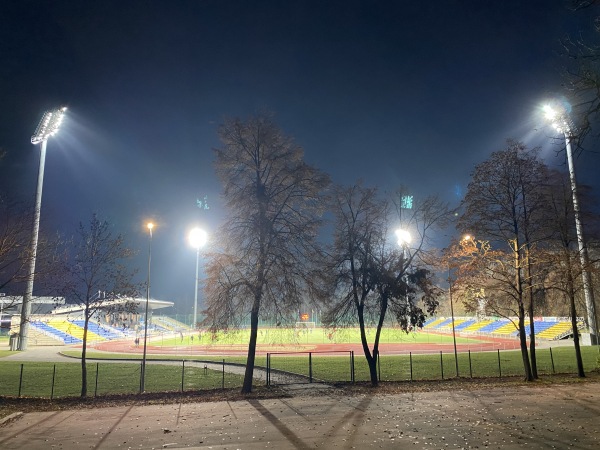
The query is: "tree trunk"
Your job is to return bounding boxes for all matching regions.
[356,302,378,386]
[81,315,89,398]
[513,241,533,381]
[518,305,533,381]
[524,249,538,379]
[242,295,260,393]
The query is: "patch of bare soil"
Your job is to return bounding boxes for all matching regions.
[1,371,599,422]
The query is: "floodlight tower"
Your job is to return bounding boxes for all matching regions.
[543,102,598,345]
[188,227,208,329]
[18,107,67,351]
[140,222,154,393]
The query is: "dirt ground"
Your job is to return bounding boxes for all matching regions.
[1,374,599,449]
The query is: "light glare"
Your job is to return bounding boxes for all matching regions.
[189,227,208,249]
[395,229,411,246]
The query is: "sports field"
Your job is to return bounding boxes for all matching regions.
[94,326,521,355]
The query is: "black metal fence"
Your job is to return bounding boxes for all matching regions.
[1,346,597,399]
[0,359,245,399]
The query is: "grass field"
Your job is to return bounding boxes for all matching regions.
[1,345,597,398]
[150,327,485,348]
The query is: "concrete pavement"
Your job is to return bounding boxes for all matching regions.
[1,382,599,449]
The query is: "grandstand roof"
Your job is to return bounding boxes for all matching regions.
[51,297,173,315]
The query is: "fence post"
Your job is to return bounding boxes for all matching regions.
[95,362,99,397]
[266,353,270,386]
[18,363,24,398]
[468,350,473,378]
[309,352,313,383]
[351,351,355,383]
[181,360,185,392]
[440,351,444,380]
[409,352,413,382]
[139,361,143,393]
[549,347,555,374]
[222,359,225,389]
[497,349,502,378]
[51,364,56,400]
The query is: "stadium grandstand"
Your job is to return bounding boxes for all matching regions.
[1,293,190,346]
[423,316,586,341]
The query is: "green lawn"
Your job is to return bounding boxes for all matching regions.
[0,360,244,398]
[154,327,483,348]
[1,345,595,399]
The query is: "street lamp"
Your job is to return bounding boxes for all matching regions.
[140,222,153,392]
[18,107,67,351]
[396,228,412,312]
[543,102,598,345]
[188,227,208,329]
[447,234,471,378]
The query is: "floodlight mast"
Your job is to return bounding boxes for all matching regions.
[188,228,208,329]
[18,107,67,351]
[543,103,598,345]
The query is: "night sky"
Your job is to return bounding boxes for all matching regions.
[0,1,598,312]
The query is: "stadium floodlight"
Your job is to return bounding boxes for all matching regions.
[395,229,411,247]
[543,101,598,345]
[18,107,67,351]
[188,227,208,329]
[31,107,67,144]
[140,222,154,393]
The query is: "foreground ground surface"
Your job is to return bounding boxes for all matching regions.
[1,377,599,449]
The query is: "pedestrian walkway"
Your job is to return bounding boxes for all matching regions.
[1,382,598,449]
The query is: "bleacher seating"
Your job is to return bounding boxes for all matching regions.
[421,317,582,341]
[454,319,476,330]
[423,317,446,329]
[477,320,510,334]
[31,321,82,344]
[524,321,555,337]
[70,320,124,340]
[153,316,192,332]
[48,319,103,342]
[494,321,525,336]
[536,322,575,340]
[462,319,494,332]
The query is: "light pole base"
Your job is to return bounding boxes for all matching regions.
[581,333,598,346]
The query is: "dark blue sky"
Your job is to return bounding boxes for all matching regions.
[1,1,598,312]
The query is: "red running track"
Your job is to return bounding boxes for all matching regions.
[94,335,521,356]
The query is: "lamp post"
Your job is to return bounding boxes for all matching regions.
[395,228,412,306]
[447,267,459,377]
[140,222,153,393]
[543,103,598,345]
[188,227,208,329]
[18,107,67,351]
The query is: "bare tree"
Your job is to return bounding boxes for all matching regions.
[0,194,64,310]
[561,0,600,141]
[321,183,445,386]
[65,214,138,397]
[0,195,32,297]
[458,141,550,381]
[203,114,329,393]
[543,170,592,376]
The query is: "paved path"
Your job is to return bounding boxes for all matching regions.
[1,382,599,449]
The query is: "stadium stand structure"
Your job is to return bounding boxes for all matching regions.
[423,318,446,329]
[423,317,583,341]
[31,320,82,345]
[461,319,494,332]
[70,320,125,340]
[152,316,192,332]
